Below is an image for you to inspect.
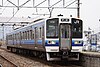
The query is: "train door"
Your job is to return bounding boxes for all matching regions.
[60,23,72,51]
[34,27,37,47]
[42,26,45,45]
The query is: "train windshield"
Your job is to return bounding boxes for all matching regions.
[72,18,83,38]
[46,18,59,38]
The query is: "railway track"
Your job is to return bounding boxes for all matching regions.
[0,48,82,67]
[14,50,82,67]
[0,49,17,67]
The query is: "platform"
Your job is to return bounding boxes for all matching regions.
[80,51,100,67]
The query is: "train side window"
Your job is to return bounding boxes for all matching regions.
[29,30,31,40]
[22,32,24,40]
[18,33,19,40]
[30,30,32,40]
[23,32,25,40]
[42,26,44,36]
[26,31,28,40]
[15,34,16,40]
[11,35,13,40]
[16,34,17,40]
[25,31,27,40]
[39,27,42,38]
[29,30,30,40]
[16,33,18,40]
[28,31,29,40]
[20,32,21,40]
[15,34,17,40]
[9,35,10,40]
[17,33,19,40]
[24,31,27,40]
[13,34,14,40]
[35,27,39,39]
[32,30,34,39]
[27,31,29,40]
[10,35,11,40]
[19,33,20,40]
[27,31,28,40]
[9,35,11,40]
[8,36,10,40]
[11,35,12,40]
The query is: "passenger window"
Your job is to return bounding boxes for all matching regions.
[42,26,44,36]
[22,32,24,40]
[35,27,39,39]
[27,31,29,40]
[39,27,42,38]
[25,31,27,40]
[32,30,34,39]
[24,32,25,40]
[20,33,21,40]
[30,30,32,39]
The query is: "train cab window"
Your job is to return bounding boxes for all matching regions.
[72,18,83,38]
[46,18,59,38]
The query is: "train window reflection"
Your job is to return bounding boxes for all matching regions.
[46,18,59,38]
[72,18,83,38]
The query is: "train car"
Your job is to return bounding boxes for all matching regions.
[6,17,82,61]
[71,18,83,53]
[90,34,97,51]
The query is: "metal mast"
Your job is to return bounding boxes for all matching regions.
[77,0,80,18]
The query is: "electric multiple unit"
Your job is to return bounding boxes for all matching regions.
[6,17,83,61]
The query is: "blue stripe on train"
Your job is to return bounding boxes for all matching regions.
[45,40,59,46]
[91,43,96,45]
[21,40,35,45]
[72,40,83,46]
[21,40,42,45]
[37,40,42,44]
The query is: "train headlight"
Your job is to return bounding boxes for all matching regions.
[75,41,78,44]
[74,41,82,44]
[48,41,56,44]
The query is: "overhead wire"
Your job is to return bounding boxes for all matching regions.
[1,0,9,14]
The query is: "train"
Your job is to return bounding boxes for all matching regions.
[6,17,83,61]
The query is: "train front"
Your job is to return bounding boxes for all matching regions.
[45,18,72,61]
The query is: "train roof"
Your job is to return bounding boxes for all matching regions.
[6,18,45,35]
[6,17,82,35]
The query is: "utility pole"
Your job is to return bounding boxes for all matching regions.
[1,24,4,46]
[77,0,80,18]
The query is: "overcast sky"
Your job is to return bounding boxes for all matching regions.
[81,0,100,33]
